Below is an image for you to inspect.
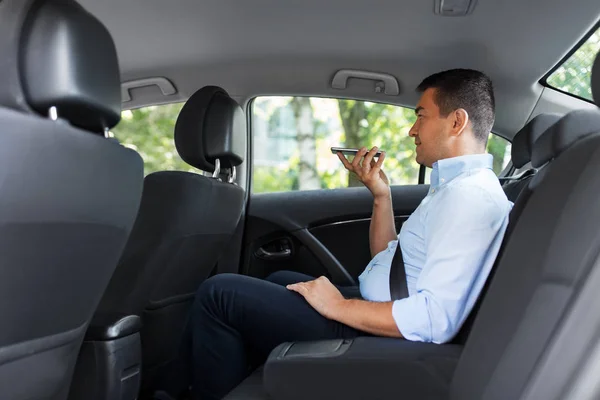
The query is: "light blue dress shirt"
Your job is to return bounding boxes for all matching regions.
[358,154,512,344]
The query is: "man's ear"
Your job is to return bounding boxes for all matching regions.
[450,108,469,137]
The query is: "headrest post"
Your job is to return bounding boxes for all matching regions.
[212,158,221,179]
[48,106,58,121]
[228,166,237,184]
[104,127,110,138]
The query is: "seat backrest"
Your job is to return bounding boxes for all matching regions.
[501,113,562,202]
[451,113,562,345]
[451,59,600,399]
[0,1,143,399]
[96,86,246,379]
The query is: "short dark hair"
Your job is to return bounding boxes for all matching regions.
[416,69,495,143]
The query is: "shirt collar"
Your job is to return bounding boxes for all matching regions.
[430,154,493,189]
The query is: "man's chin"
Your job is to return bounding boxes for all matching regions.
[415,158,433,168]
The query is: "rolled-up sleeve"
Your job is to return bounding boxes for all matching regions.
[391,186,508,343]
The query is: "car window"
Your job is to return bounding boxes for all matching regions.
[486,133,512,175]
[251,96,512,193]
[252,97,420,193]
[111,103,201,175]
[546,25,600,101]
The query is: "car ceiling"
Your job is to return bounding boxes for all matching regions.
[79,0,600,139]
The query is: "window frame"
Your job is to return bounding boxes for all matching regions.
[247,96,513,193]
[539,20,600,104]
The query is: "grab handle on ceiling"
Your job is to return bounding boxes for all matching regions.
[331,69,400,96]
[121,77,177,102]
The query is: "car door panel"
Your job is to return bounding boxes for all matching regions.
[309,215,410,283]
[241,185,428,285]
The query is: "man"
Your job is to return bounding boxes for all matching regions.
[159,69,512,400]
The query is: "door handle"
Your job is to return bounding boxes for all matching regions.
[255,239,293,260]
[255,247,292,260]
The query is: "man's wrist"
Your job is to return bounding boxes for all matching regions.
[373,190,392,204]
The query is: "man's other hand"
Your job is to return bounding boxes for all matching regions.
[337,147,390,198]
[287,276,345,320]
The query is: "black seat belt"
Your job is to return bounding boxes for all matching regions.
[389,242,409,300]
[498,168,537,183]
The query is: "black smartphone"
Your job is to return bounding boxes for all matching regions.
[330,147,383,157]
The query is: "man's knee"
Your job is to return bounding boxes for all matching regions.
[194,273,240,307]
[265,270,289,285]
[193,274,266,323]
[197,272,237,293]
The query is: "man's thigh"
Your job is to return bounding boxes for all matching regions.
[196,273,364,358]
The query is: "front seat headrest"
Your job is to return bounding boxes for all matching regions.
[511,113,562,168]
[0,0,121,133]
[531,109,600,167]
[174,86,246,173]
[592,50,600,106]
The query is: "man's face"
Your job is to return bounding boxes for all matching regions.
[409,88,453,168]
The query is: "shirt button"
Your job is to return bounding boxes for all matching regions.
[431,189,436,193]
[441,178,445,183]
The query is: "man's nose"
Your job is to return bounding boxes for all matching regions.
[408,121,418,137]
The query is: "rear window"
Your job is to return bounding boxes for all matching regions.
[545,25,600,101]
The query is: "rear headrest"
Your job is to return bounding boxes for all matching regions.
[0,0,121,133]
[511,113,562,168]
[174,86,246,172]
[531,109,600,167]
[593,50,600,105]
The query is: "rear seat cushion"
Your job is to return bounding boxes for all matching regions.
[223,368,268,400]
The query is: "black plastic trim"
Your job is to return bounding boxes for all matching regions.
[85,314,142,341]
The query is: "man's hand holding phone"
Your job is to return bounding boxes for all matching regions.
[335,146,390,199]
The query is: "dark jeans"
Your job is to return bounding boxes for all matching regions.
[164,271,366,400]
